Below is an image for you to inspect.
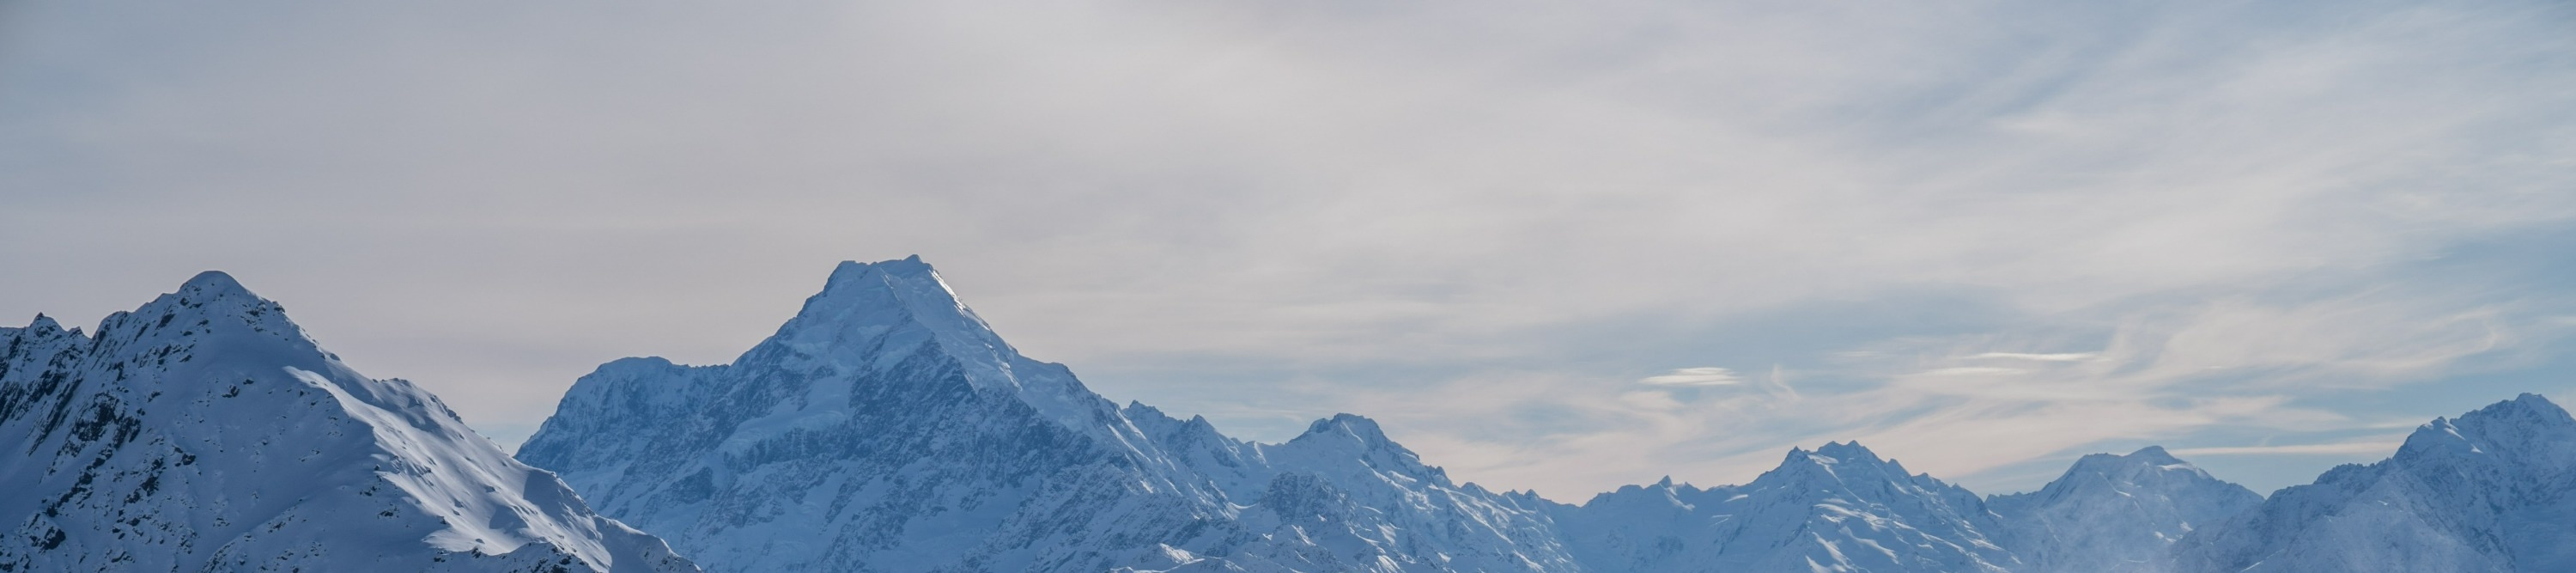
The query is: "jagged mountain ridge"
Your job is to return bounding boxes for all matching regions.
[517,258,1577,572]
[516,257,2272,573]
[0,272,696,572]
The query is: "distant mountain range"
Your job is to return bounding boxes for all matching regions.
[10,258,2574,572]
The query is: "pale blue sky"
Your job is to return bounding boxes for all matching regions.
[3,0,2572,498]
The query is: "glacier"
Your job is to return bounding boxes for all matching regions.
[0,271,696,572]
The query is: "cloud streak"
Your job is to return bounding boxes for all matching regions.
[1638,368,1745,387]
[2170,439,2408,457]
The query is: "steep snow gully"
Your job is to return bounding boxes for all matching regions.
[9,258,2573,572]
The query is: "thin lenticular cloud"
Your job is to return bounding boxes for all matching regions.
[1970,352,2100,363]
[1638,367,1745,387]
[1920,367,2028,376]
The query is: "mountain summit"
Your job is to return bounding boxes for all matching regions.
[774,258,1018,387]
[2175,393,2576,573]
[1549,440,2018,573]
[756,256,1104,430]
[0,272,695,572]
[1990,446,2262,573]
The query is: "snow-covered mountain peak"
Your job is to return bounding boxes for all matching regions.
[1559,442,2016,572]
[1990,445,2258,573]
[76,270,316,363]
[1777,441,1920,480]
[177,269,252,298]
[1574,475,1709,509]
[748,257,1115,431]
[2008,446,2251,507]
[1122,400,1219,433]
[2175,393,2576,572]
[1272,413,1445,480]
[129,270,283,320]
[1297,413,1393,445]
[780,257,1010,360]
[2125,445,2181,463]
[2052,446,2213,483]
[20,313,65,334]
[3,272,696,572]
[1812,440,1877,460]
[1284,414,1407,460]
[2397,393,2575,461]
[7,314,76,344]
[2453,392,2571,436]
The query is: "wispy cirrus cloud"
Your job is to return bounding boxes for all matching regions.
[1331,280,2561,496]
[1637,368,1745,387]
[1969,352,2099,363]
[2170,439,2408,457]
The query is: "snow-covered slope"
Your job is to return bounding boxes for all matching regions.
[1988,447,2259,573]
[518,257,1579,572]
[2172,393,2576,573]
[0,272,696,572]
[1549,442,2020,573]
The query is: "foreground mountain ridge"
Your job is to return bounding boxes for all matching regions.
[0,272,697,572]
